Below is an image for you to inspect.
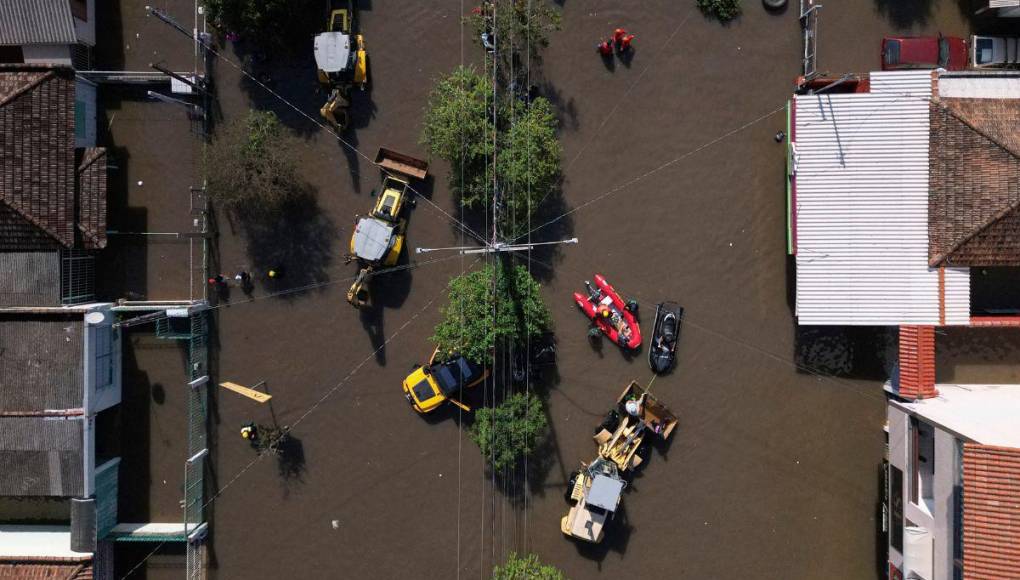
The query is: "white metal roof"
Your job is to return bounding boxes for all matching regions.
[0,525,90,557]
[313,32,352,73]
[793,70,970,326]
[352,217,395,262]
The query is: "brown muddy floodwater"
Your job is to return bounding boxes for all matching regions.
[96,1,993,579]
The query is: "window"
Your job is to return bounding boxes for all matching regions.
[94,325,114,389]
[909,417,935,512]
[0,46,23,64]
[70,0,87,21]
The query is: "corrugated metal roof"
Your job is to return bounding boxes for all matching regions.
[0,252,60,307]
[0,0,76,46]
[0,416,84,496]
[793,70,970,325]
[962,444,1020,580]
[0,315,83,411]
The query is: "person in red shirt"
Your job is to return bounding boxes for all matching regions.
[617,33,635,53]
[597,38,613,56]
[612,28,627,45]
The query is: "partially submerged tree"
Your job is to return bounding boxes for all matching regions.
[467,0,562,79]
[492,552,566,580]
[470,392,548,472]
[204,0,317,48]
[206,110,305,213]
[431,263,552,365]
[421,67,561,232]
[696,0,742,22]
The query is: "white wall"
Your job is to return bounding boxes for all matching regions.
[888,403,961,580]
[22,44,72,65]
[83,306,121,414]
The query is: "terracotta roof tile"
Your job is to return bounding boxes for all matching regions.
[897,325,937,400]
[928,99,1020,267]
[0,559,93,579]
[963,444,1020,580]
[0,66,75,250]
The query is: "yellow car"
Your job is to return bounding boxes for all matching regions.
[402,348,489,413]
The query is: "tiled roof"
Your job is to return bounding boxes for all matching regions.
[0,0,77,46]
[929,98,1020,267]
[0,315,84,411]
[0,559,93,579]
[963,444,1020,580]
[0,252,60,307]
[896,326,937,400]
[0,66,75,250]
[76,148,106,250]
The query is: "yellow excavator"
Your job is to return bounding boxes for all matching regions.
[314,0,368,131]
[346,148,429,308]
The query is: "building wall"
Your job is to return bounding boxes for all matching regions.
[888,403,961,580]
[72,0,96,46]
[21,44,72,65]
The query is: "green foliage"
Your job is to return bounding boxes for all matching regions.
[498,98,561,225]
[492,553,566,580]
[205,0,316,48]
[421,67,561,231]
[470,393,548,472]
[696,0,742,21]
[431,264,552,365]
[421,66,494,204]
[206,110,305,212]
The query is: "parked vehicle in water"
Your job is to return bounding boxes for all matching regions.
[882,35,968,71]
[573,274,641,350]
[562,381,678,544]
[971,35,1020,68]
[402,347,489,414]
[648,302,683,374]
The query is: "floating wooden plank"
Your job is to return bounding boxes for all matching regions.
[218,381,271,403]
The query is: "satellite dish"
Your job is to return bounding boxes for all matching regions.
[85,312,106,325]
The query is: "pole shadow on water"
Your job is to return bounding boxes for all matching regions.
[536,80,579,132]
[873,0,935,28]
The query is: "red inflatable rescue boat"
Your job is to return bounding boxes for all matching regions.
[573,274,641,350]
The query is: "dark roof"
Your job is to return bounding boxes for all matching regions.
[0,416,84,497]
[962,444,1020,580]
[929,99,1020,267]
[0,315,84,412]
[0,559,93,580]
[0,252,60,307]
[0,0,77,46]
[0,66,74,250]
[0,65,106,251]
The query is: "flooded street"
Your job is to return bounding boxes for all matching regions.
[93,1,993,578]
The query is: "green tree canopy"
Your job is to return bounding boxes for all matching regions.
[492,552,566,580]
[467,0,562,77]
[206,110,305,213]
[421,67,561,233]
[431,263,552,365]
[471,393,548,472]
